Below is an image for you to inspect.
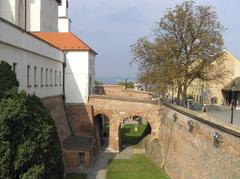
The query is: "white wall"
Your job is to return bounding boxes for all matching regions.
[64,51,96,103]
[40,0,58,32]
[0,0,16,25]
[0,19,63,63]
[58,0,68,17]
[65,51,90,103]
[0,18,64,98]
[0,0,58,32]
[58,17,71,32]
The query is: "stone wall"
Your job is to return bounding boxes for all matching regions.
[41,95,72,175]
[89,95,161,152]
[144,103,240,179]
[42,95,71,142]
[95,85,153,100]
[65,103,94,136]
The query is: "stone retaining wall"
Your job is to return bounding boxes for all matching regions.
[144,103,240,179]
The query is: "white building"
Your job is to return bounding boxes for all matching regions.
[0,0,60,31]
[58,0,71,32]
[0,0,64,98]
[33,32,97,103]
[0,0,97,103]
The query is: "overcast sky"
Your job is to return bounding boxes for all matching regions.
[69,0,240,80]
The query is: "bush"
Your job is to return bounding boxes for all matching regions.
[0,90,64,179]
[0,62,63,178]
[0,61,19,98]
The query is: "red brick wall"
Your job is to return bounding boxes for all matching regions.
[65,104,94,136]
[96,85,153,100]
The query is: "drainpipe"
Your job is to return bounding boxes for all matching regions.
[24,0,27,30]
[63,51,66,100]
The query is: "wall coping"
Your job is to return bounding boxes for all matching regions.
[164,102,240,138]
[89,94,158,104]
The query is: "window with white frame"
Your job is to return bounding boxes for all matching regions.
[45,69,48,86]
[55,70,57,86]
[27,65,31,87]
[59,71,62,86]
[12,62,17,73]
[50,69,53,86]
[34,66,37,87]
[41,68,44,87]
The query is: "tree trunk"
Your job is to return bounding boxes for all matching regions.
[176,83,182,105]
[181,83,188,106]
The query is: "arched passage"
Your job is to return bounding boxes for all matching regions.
[94,114,110,150]
[119,115,152,150]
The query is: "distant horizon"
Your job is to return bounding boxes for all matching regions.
[96,76,137,84]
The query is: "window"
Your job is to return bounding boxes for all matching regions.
[34,66,37,87]
[55,70,57,86]
[50,69,53,86]
[41,68,44,87]
[59,71,61,86]
[27,65,31,87]
[13,62,17,73]
[45,69,48,86]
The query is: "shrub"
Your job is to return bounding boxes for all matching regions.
[0,62,63,178]
[0,61,19,98]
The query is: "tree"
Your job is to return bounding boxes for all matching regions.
[0,61,19,98]
[117,79,134,89]
[0,62,64,178]
[95,80,104,86]
[0,90,64,179]
[131,1,228,105]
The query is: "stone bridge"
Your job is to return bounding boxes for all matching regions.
[89,94,162,152]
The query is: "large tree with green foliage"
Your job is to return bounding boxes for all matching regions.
[0,61,19,98]
[0,62,63,178]
[131,1,228,105]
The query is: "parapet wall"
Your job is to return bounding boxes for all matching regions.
[145,103,240,179]
[95,85,153,100]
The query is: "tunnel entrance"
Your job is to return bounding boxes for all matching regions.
[120,115,151,150]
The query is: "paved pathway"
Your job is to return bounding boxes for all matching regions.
[86,146,115,179]
[191,103,240,127]
[86,145,137,179]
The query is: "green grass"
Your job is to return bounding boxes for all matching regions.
[121,124,150,145]
[107,154,170,179]
[65,173,86,179]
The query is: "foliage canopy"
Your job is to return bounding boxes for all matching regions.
[131,1,227,105]
[0,61,19,98]
[0,62,64,179]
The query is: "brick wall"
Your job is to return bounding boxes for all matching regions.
[144,104,240,179]
[65,104,94,136]
[96,85,153,100]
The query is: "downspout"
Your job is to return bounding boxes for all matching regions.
[63,51,66,99]
[24,0,27,30]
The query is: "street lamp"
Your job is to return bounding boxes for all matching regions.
[230,81,236,124]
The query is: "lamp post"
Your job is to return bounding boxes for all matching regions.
[230,81,236,124]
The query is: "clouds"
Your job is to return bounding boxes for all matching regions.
[69,0,240,78]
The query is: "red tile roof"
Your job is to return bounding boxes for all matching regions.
[32,32,97,54]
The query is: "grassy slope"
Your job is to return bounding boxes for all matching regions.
[107,154,170,179]
[121,124,149,145]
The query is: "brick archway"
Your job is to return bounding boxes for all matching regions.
[89,95,162,152]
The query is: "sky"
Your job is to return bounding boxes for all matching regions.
[69,0,240,81]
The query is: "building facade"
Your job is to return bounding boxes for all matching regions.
[0,0,97,171]
[187,51,240,105]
